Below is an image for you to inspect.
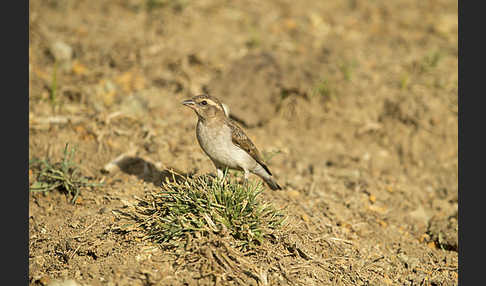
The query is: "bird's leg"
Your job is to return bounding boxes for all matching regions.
[216,168,225,186]
[243,169,250,188]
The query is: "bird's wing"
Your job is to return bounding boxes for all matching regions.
[228,119,273,176]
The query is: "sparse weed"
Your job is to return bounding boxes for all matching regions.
[146,0,187,12]
[245,28,261,49]
[29,143,100,204]
[131,170,287,250]
[49,62,58,106]
[312,78,333,100]
[402,50,443,89]
[339,60,358,81]
[400,73,410,90]
[416,50,443,73]
[423,50,442,69]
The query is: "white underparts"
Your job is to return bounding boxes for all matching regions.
[197,120,259,173]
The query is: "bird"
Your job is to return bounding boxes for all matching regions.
[182,94,282,190]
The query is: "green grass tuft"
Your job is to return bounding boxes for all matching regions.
[132,170,287,250]
[29,143,100,204]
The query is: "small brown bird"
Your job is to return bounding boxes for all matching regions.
[182,94,282,190]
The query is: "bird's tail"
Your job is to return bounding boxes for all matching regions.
[252,163,282,190]
[262,176,282,191]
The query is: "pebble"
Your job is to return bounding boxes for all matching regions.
[50,41,73,62]
[409,206,431,226]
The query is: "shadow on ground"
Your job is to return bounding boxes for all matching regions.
[115,156,189,186]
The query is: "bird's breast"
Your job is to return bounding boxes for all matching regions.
[196,121,254,169]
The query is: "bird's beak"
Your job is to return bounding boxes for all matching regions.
[182,99,196,109]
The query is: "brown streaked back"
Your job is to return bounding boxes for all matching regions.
[227,118,273,176]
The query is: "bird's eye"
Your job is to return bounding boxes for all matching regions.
[200,100,207,106]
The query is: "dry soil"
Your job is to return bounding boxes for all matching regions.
[29,1,458,285]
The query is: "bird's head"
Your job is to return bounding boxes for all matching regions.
[182,94,229,120]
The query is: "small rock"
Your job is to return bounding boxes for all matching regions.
[50,41,73,62]
[119,94,149,116]
[409,206,431,226]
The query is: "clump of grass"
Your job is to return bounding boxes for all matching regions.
[29,143,100,204]
[132,171,287,250]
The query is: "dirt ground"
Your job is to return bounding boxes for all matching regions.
[29,0,458,285]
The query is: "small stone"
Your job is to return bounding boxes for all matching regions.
[50,41,73,62]
[119,94,149,116]
[409,206,431,226]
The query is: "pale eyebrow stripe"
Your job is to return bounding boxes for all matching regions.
[205,99,223,110]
